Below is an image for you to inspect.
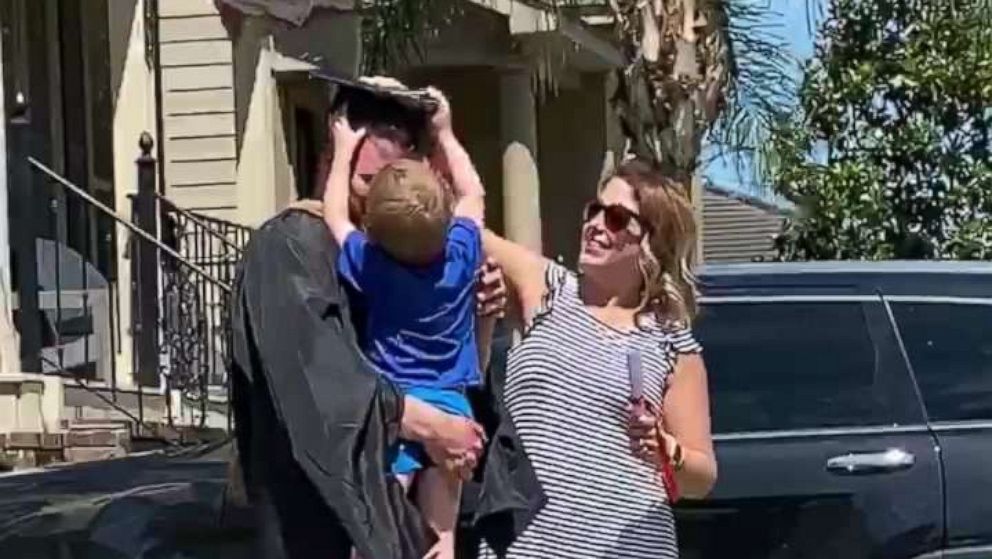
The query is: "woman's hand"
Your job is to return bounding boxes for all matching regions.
[628,354,719,499]
[329,114,366,160]
[628,403,678,466]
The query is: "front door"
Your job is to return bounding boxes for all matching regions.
[676,294,943,558]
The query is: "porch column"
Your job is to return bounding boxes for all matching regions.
[499,69,542,253]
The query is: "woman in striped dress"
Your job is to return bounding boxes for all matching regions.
[474,159,717,558]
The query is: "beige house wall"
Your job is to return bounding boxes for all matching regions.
[233,29,282,226]
[228,10,362,225]
[110,0,155,389]
[159,0,239,221]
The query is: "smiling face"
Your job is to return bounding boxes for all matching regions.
[578,176,648,277]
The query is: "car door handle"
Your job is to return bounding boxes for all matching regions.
[826,449,915,475]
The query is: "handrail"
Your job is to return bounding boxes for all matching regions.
[155,193,246,255]
[27,157,232,294]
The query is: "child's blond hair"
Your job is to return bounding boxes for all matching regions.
[364,159,452,265]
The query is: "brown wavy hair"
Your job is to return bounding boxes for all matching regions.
[603,158,699,326]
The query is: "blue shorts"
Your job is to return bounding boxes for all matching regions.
[391,386,473,476]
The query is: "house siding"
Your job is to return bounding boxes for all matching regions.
[159,0,238,217]
[702,188,786,263]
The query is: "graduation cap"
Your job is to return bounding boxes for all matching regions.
[309,70,438,155]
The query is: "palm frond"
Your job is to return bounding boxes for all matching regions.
[707,0,806,192]
[361,0,817,194]
[359,0,458,74]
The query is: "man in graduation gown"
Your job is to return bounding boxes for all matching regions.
[230,78,500,559]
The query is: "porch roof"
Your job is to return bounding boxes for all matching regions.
[214,0,354,26]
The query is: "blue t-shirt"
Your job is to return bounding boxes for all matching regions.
[337,217,482,389]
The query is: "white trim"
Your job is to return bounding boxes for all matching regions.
[0,29,9,299]
[556,17,624,67]
[713,424,930,442]
[468,0,554,33]
[582,14,614,26]
[467,0,622,67]
[699,294,992,305]
[269,51,318,75]
[700,295,878,304]
[930,421,992,433]
[883,295,992,306]
[714,422,992,441]
[913,545,992,559]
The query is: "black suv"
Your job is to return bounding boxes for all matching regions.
[677,261,992,559]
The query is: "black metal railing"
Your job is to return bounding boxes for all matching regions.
[25,132,250,435]
[156,185,250,426]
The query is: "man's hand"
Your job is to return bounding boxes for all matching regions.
[422,415,485,481]
[476,258,507,318]
[425,86,453,138]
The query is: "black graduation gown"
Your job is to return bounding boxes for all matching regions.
[458,327,547,559]
[229,207,432,559]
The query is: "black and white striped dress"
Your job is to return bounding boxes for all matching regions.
[479,263,701,559]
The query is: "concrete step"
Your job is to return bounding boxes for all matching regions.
[66,418,132,433]
[0,432,65,469]
[67,417,132,428]
[65,429,130,449]
[64,446,127,463]
[64,417,133,458]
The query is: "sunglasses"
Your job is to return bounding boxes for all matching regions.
[583,201,650,236]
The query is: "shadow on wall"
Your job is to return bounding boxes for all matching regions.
[33,239,112,380]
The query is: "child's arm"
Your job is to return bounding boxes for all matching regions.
[427,88,485,227]
[323,115,367,245]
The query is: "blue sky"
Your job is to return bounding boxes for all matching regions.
[702,0,821,196]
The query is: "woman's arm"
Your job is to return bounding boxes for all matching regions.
[661,353,718,498]
[482,230,549,326]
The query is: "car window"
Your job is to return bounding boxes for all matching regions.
[695,301,906,434]
[892,302,992,422]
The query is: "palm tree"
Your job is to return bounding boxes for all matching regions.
[362,0,801,186]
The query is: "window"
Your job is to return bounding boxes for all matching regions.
[695,301,907,434]
[892,303,992,422]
